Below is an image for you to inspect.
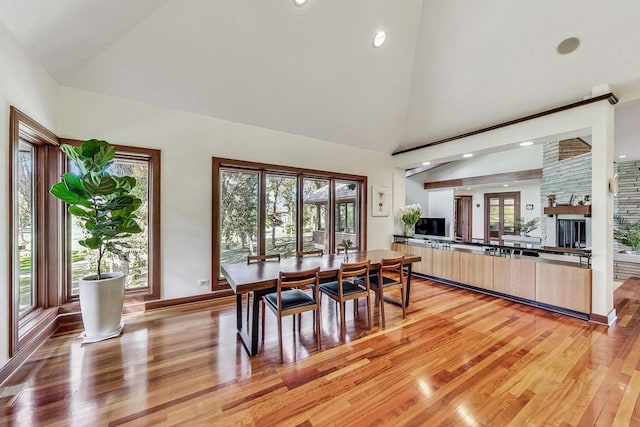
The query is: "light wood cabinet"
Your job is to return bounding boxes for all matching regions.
[432,249,460,282]
[392,241,591,316]
[493,256,536,300]
[459,251,494,290]
[535,262,591,313]
[392,243,433,275]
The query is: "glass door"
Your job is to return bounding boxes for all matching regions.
[484,192,520,241]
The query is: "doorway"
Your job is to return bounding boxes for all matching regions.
[484,192,520,241]
[454,196,473,241]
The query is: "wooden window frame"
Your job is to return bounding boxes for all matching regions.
[59,139,161,303]
[212,157,367,291]
[9,107,61,356]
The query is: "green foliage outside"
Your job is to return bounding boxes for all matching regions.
[219,172,326,265]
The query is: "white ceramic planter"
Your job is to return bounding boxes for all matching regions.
[78,272,125,343]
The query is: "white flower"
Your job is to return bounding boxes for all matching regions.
[399,204,422,226]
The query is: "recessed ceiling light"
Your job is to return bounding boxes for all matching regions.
[463,153,473,158]
[422,161,431,165]
[503,184,509,187]
[292,0,306,6]
[557,37,580,55]
[619,155,627,159]
[520,141,534,147]
[466,187,471,190]
[373,31,386,48]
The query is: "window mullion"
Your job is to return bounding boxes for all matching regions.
[328,179,336,253]
[297,175,304,254]
[258,170,266,256]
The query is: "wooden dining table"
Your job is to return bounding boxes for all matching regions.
[221,249,422,356]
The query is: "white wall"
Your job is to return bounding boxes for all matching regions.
[0,23,59,367]
[427,189,454,237]
[405,172,429,216]
[56,87,397,299]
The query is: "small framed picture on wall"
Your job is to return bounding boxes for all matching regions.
[371,186,390,217]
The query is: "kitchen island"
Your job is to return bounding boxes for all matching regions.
[393,235,592,319]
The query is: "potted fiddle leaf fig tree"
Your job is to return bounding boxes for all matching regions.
[50,139,142,342]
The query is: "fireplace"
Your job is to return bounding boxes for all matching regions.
[546,214,591,249]
[557,219,587,248]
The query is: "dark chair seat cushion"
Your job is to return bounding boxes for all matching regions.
[356,275,399,289]
[320,280,366,297]
[264,289,316,311]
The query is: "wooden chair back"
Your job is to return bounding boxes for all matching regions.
[319,259,372,339]
[339,259,370,287]
[380,256,405,281]
[296,249,323,258]
[278,267,321,304]
[247,254,281,264]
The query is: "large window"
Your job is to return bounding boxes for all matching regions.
[16,141,36,313]
[265,174,297,258]
[212,158,367,289]
[303,178,329,253]
[62,139,161,301]
[219,169,259,266]
[10,107,61,356]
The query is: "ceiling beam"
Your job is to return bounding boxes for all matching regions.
[423,169,542,190]
[394,93,618,156]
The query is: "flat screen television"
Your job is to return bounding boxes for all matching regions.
[414,217,446,236]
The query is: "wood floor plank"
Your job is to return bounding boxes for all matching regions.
[2,277,640,425]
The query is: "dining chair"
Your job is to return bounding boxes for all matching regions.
[357,256,405,328]
[246,254,281,328]
[319,259,372,339]
[247,254,281,263]
[263,267,322,363]
[296,249,323,258]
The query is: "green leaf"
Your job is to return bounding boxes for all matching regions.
[60,144,81,163]
[115,176,137,192]
[104,195,135,210]
[119,220,142,234]
[81,139,115,168]
[50,183,92,208]
[61,172,89,198]
[68,205,91,217]
[83,174,117,195]
[80,236,101,250]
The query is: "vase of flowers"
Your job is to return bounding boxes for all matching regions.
[340,239,353,261]
[399,204,422,237]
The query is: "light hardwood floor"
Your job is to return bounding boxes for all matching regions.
[2,276,640,426]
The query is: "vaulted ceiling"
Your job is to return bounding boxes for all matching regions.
[1,0,639,158]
